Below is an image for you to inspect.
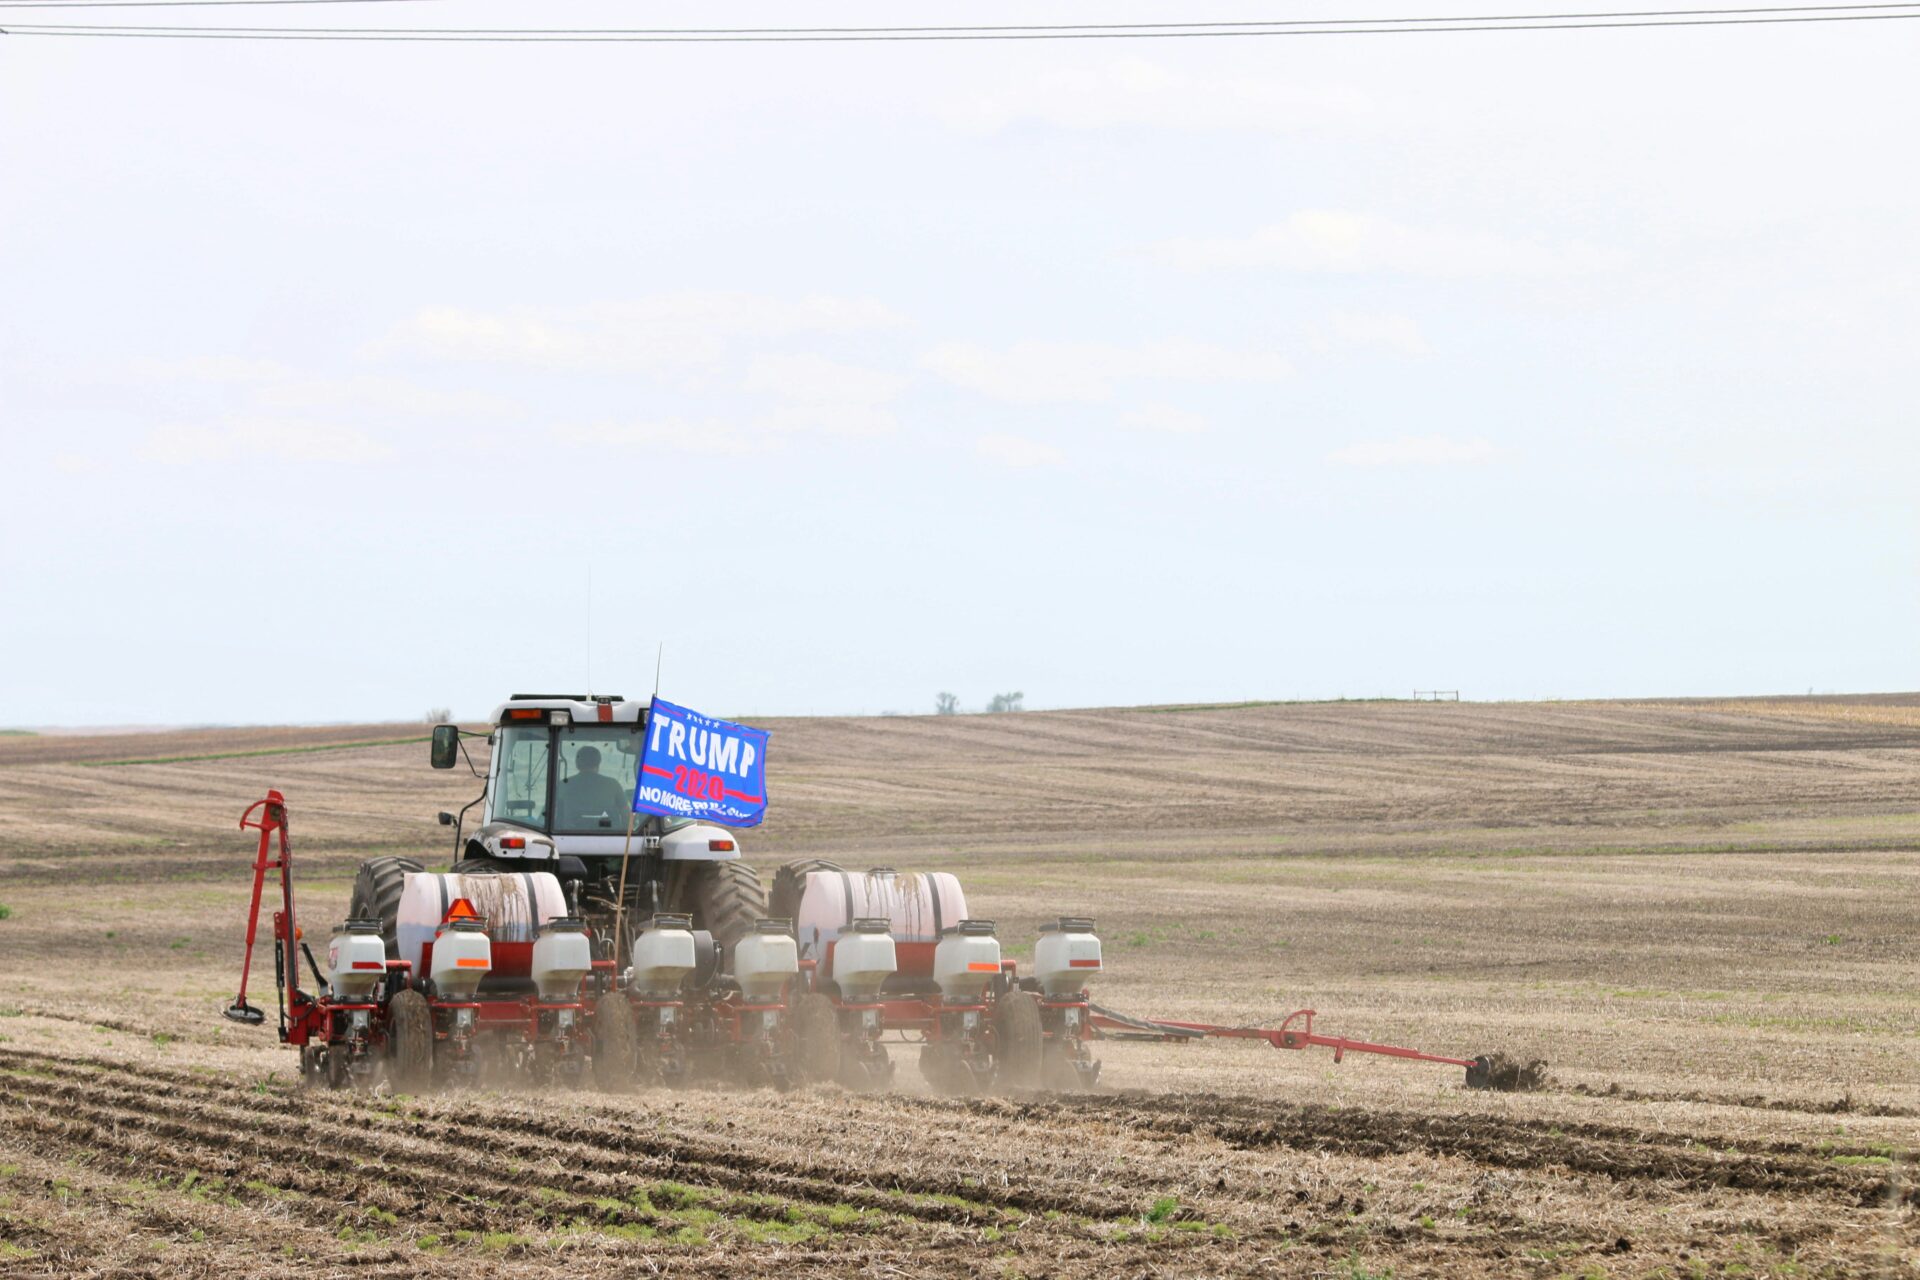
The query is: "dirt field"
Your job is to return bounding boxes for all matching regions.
[1,696,1915,1277]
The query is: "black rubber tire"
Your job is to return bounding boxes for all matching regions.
[680,860,768,957]
[793,992,841,1086]
[349,855,425,959]
[387,989,434,1093]
[450,857,510,875]
[593,993,637,1092]
[993,991,1045,1092]
[768,858,844,925]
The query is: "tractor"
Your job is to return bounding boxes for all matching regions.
[346,694,767,969]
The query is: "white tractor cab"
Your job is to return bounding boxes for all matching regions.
[346,694,767,972]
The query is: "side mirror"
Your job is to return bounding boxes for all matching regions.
[430,724,460,770]
[437,812,454,826]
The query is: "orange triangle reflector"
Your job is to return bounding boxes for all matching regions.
[444,897,481,923]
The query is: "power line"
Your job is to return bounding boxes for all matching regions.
[0,0,438,6]
[6,4,1920,38]
[9,0,1919,23]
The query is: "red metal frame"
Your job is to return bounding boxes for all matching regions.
[1088,1006,1477,1070]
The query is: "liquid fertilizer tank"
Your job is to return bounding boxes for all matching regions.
[395,871,568,983]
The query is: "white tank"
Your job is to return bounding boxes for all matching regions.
[531,920,593,1001]
[829,918,897,1002]
[396,871,569,978]
[733,921,798,1002]
[327,924,387,999]
[932,920,1001,1003]
[429,920,492,998]
[1033,917,1102,996]
[629,914,697,998]
[791,868,970,961]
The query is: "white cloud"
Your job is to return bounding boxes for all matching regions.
[758,403,897,439]
[976,433,1066,469]
[384,294,907,375]
[132,357,516,416]
[1312,312,1433,357]
[253,374,516,418]
[551,420,758,456]
[1157,211,1627,277]
[944,58,1376,135]
[130,355,294,383]
[143,421,393,465]
[1328,435,1499,468]
[744,353,908,406]
[1120,404,1208,435]
[923,340,1290,404]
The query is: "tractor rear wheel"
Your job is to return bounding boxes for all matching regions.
[768,859,843,925]
[593,993,637,1092]
[793,992,841,1086]
[387,989,434,1093]
[349,855,424,958]
[682,860,768,957]
[449,857,509,875]
[992,991,1044,1092]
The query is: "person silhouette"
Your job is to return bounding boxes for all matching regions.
[559,744,628,825]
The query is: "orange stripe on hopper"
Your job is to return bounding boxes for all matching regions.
[455,958,489,969]
[966,962,1000,972]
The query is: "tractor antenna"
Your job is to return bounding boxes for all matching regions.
[652,642,664,701]
[586,564,594,695]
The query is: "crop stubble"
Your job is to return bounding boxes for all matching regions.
[0,695,1915,1275]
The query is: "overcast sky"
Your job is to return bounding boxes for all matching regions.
[2,3,1916,727]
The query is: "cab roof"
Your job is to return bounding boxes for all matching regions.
[489,695,646,725]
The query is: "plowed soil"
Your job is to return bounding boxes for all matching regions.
[0,696,1915,1276]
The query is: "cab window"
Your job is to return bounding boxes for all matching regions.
[554,727,640,832]
[494,725,551,829]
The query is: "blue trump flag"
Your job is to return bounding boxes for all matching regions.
[632,697,770,828]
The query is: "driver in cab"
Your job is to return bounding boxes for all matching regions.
[559,745,629,827]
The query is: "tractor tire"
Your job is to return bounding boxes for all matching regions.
[682,860,768,958]
[449,857,510,875]
[593,993,637,1092]
[768,858,844,925]
[349,855,424,959]
[387,989,434,1093]
[793,992,841,1086]
[992,991,1045,1092]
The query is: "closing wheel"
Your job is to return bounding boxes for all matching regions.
[992,991,1044,1092]
[387,989,434,1093]
[349,855,425,958]
[918,1042,969,1095]
[793,993,841,1086]
[1043,1050,1089,1092]
[593,994,637,1092]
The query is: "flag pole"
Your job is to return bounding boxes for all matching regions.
[611,810,636,968]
